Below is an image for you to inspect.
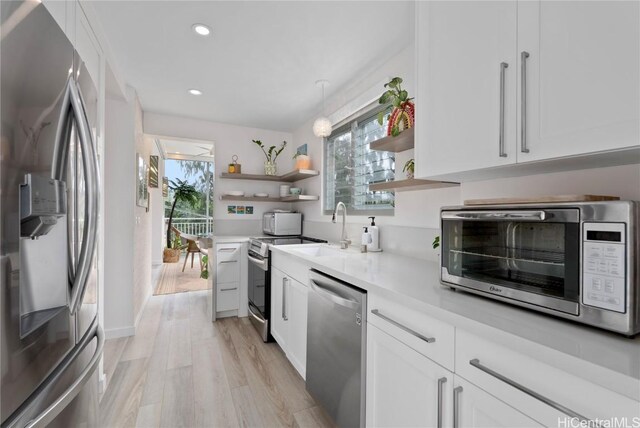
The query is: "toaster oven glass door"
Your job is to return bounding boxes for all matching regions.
[441,209,581,313]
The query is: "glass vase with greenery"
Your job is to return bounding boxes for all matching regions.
[252,140,287,175]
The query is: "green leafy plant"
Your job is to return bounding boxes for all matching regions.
[166,179,199,249]
[252,140,287,163]
[432,236,440,249]
[200,255,209,279]
[377,77,414,137]
[403,158,415,174]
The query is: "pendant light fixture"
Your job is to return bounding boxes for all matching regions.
[312,79,332,138]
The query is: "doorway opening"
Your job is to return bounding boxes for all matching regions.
[150,136,215,295]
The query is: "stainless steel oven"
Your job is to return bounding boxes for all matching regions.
[440,201,639,335]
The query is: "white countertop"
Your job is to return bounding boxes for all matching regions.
[270,244,640,400]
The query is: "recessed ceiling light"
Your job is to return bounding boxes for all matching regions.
[192,24,211,36]
[188,89,202,96]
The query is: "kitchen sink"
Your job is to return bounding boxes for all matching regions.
[288,245,346,257]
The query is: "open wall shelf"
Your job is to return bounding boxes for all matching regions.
[369,128,415,153]
[369,178,459,192]
[219,169,319,182]
[219,195,319,202]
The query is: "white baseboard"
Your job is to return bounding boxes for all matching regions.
[104,325,135,339]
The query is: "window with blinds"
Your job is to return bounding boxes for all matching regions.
[324,106,395,215]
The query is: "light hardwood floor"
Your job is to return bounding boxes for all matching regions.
[154,255,209,296]
[99,291,334,428]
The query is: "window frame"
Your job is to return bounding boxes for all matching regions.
[323,103,395,216]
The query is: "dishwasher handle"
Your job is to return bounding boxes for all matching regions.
[309,279,360,310]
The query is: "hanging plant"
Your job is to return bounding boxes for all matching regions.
[377,77,415,137]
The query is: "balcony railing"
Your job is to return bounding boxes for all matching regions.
[165,218,213,237]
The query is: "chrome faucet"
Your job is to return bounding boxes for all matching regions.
[332,202,351,249]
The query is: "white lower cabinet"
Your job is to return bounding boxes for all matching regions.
[365,293,640,427]
[366,324,452,427]
[452,376,542,428]
[270,266,308,378]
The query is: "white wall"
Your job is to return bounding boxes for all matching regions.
[103,88,153,338]
[132,97,152,322]
[104,94,135,336]
[291,43,461,233]
[144,113,298,234]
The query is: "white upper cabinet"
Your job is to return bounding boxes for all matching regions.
[416,1,640,181]
[416,1,518,179]
[517,1,640,162]
[75,3,102,92]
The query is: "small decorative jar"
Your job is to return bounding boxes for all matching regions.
[264,161,277,176]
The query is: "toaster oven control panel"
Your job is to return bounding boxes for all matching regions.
[582,223,626,313]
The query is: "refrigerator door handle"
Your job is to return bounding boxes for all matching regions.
[2,318,104,428]
[52,77,100,315]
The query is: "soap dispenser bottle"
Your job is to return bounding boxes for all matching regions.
[361,227,372,253]
[367,217,382,252]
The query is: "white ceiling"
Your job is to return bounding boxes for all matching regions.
[92,1,414,132]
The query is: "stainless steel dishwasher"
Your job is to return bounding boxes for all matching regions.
[306,269,367,428]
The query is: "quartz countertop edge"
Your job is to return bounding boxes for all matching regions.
[269,245,640,401]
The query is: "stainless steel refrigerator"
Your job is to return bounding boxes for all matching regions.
[1,1,104,427]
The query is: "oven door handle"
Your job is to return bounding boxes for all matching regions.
[248,254,268,271]
[442,211,547,221]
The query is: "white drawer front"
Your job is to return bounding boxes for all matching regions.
[271,251,310,285]
[217,258,240,283]
[456,329,640,425]
[216,244,241,262]
[217,284,239,312]
[368,293,455,371]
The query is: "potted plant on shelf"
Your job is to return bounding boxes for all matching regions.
[403,158,415,179]
[163,179,199,263]
[377,76,415,137]
[252,139,287,175]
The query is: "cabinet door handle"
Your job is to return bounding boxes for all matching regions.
[219,260,237,264]
[371,309,435,343]
[520,51,530,153]
[499,62,509,158]
[437,377,447,428]
[220,287,237,292]
[453,386,463,428]
[282,277,288,321]
[469,359,591,422]
[218,247,237,252]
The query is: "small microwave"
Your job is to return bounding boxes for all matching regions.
[262,212,302,236]
[440,201,639,335]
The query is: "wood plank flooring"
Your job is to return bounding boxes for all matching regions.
[99,291,334,428]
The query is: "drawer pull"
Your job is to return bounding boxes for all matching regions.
[371,309,435,343]
[219,260,237,264]
[437,377,447,428]
[220,287,238,292]
[469,359,592,423]
[453,386,463,428]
